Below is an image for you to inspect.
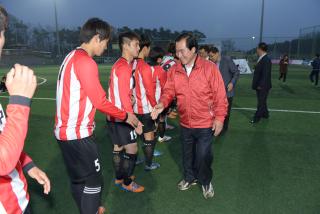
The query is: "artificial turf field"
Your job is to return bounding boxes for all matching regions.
[0,64,320,214]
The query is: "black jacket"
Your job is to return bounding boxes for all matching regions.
[252,54,272,90]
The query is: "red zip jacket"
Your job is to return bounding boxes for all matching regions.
[0,96,35,213]
[160,56,228,128]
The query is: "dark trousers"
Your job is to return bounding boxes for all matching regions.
[279,72,287,82]
[180,126,214,186]
[223,97,233,131]
[254,89,270,119]
[310,71,319,85]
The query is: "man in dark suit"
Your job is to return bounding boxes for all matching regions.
[209,46,240,133]
[251,42,272,123]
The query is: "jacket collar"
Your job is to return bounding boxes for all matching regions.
[176,54,202,73]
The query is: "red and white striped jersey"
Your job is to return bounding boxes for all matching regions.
[152,65,167,103]
[55,48,127,141]
[161,55,176,71]
[0,101,32,214]
[0,152,32,214]
[132,59,157,114]
[107,57,135,122]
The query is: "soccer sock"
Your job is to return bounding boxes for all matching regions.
[82,174,103,214]
[71,182,84,211]
[122,153,137,186]
[143,139,156,167]
[158,122,166,138]
[112,150,123,180]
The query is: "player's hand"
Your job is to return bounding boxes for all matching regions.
[151,103,164,120]
[257,86,262,90]
[227,82,234,92]
[126,112,139,128]
[5,64,37,98]
[212,120,223,136]
[27,166,51,194]
[135,121,143,135]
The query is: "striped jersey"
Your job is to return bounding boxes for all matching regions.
[107,57,135,122]
[54,48,126,141]
[133,58,157,114]
[152,65,167,103]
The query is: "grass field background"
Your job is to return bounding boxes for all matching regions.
[0,64,320,214]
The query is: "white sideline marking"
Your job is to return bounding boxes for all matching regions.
[0,96,318,115]
[232,107,320,114]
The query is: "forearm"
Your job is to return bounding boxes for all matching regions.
[0,96,31,176]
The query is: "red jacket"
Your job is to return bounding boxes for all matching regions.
[160,56,228,128]
[0,97,33,213]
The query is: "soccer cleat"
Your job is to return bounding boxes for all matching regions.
[121,181,145,193]
[144,162,160,171]
[166,124,175,130]
[114,175,136,186]
[202,183,214,199]
[98,206,106,214]
[177,179,197,191]
[158,135,172,143]
[153,149,163,157]
[135,156,145,165]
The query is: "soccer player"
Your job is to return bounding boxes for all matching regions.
[107,31,145,192]
[132,34,161,171]
[151,33,227,199]
[0,6,50,214]
[54,19,141,213]
[149,46,172,143]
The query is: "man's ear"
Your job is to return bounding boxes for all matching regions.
[191,47,196,54]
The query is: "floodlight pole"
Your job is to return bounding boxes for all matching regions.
[54,0,61,57]
[259,0,265,43]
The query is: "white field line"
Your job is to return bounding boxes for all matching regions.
[0,95,318,115]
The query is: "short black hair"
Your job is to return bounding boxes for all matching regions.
[199,45,210,53]
[118,31,140,52]
[209,46,219,54]
[149,46,165,65]
[139,34,151,50]
[167,42,176,55]
[175,32,198,52]
[80,18,111,44]
[0,6,8,32]
[258,42,268,52]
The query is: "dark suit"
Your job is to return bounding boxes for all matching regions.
[252,54,272,119]
[218,56,240,130]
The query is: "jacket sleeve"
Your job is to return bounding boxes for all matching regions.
[20,152,36,173]
[0,96,31,176]
[117,64,134,113]
[141,63,157,107]
[227,57,240,85]
[159,67,168,89]
[75,57,127,121]
[257,58,271,88]
[209,64,228,123]
[159,68,176,108]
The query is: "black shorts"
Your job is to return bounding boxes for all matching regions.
[136,113,156,133]
[106,121,137,146]
[57,135,102,183]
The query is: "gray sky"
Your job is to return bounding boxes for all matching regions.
[1,0,319,39]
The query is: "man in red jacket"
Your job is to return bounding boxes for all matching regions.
[151,33,228,199]
[0,6,50,214]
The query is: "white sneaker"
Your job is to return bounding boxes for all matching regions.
[202,183,214,199]
[158,135,172,143]
[166,124,175,130]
